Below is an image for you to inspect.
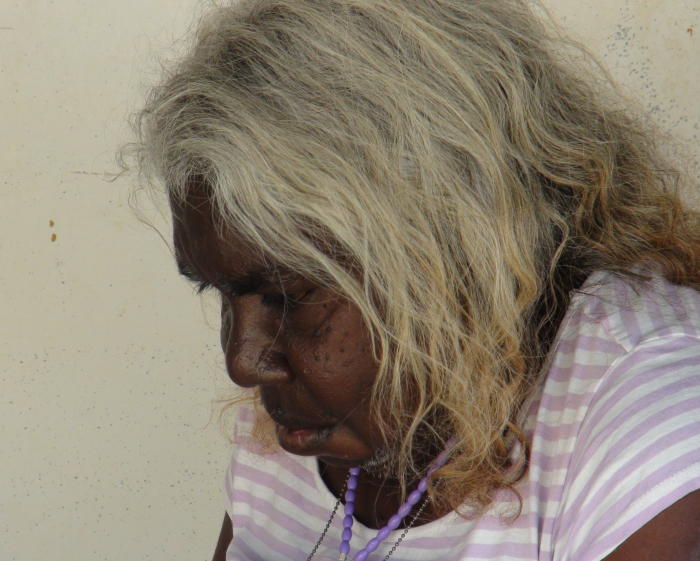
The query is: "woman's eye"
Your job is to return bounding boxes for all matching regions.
[261,289,313,309]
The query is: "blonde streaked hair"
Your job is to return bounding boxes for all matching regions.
[128,0,700,515]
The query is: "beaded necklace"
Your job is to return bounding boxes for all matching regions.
[306,438,456,561]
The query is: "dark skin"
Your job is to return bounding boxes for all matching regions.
[169,188,700,561]
[172,188,447,530]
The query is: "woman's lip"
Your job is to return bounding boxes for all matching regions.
[265,408,335,432]
[275,424,334,455]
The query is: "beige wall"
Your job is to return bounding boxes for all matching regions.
[1,1,697,560]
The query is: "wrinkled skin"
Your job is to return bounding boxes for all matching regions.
[170,187,433,529]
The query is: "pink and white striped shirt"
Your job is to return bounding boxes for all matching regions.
[223,267,700,561]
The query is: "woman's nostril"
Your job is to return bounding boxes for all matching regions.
[257,349,290,374]
[224,339,291,388]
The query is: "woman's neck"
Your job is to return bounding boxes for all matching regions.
[317,460,449,530]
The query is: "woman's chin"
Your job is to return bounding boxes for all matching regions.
[318,449,400,482]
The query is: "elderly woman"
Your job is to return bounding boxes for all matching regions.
[132,0,700,559]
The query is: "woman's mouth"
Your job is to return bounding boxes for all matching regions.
[275,423,334,455]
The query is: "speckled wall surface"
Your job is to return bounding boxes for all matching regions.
[1,1,697,560]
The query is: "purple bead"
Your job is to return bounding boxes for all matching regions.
[397,503,413,518]
[344,503,354,516]
[408,489,423,504]
[436,443,454,466]
[376,526,391,541]
[340,542,350,555]
[417,478,429,493]
[342,528,352,541]
[365,537,381,552]
[387,514,402,530]
[355,552,368,561]
[347,476,358,490]
[345,489,356,502]
[343,514,354,527]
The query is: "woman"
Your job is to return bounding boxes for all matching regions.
[131,0,700,559]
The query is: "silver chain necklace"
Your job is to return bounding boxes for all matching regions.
[305,471,430,561]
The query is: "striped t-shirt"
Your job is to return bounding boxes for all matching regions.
[223,268,700,561]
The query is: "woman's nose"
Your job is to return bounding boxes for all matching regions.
[220,296,291,387]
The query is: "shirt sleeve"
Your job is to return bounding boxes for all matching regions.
[551,334,700,561]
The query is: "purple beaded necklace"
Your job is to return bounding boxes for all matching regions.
[307,438,456,561]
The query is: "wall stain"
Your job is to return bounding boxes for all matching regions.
[49,219,55,227]
[688,27,694,37]
[51,233,57,242]
[70,170,105,176]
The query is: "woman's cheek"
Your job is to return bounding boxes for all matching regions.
[293,290,340,333]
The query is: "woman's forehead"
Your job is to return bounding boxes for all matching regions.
[169,182,357,288]
[171,191,307,293]
[171,193,256,270]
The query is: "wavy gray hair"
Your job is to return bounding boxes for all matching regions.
[127,0,699,514]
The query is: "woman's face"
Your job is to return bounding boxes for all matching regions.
[171,190,384,468]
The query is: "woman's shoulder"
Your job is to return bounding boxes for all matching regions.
[564,264,700,351]
[531,265,700,561]
[536,264,700,450]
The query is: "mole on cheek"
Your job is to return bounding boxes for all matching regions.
[313,315,335,338]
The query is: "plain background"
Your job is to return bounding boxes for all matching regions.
[1,1,698,560]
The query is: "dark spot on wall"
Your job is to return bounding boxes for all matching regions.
[70,170,104,176]
[51,233,57,242]
[688,27,694,37]
[49,219,55,227]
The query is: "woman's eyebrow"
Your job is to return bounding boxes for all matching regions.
[220,268,304,295]
[176,260,293,295]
